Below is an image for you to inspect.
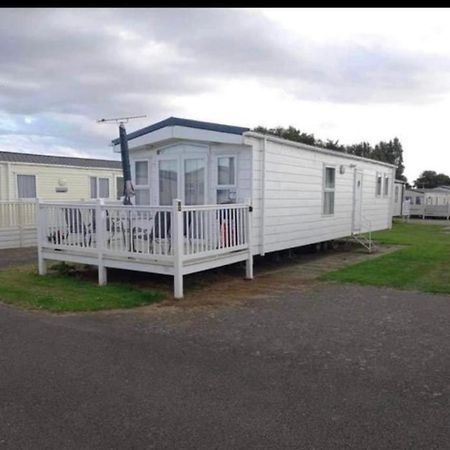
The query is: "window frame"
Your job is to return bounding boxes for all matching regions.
[89,176,111,199]
[322,164,336,216]
[383,173,390,197]
[133,159,150,205]
[216,154,237,204]
[394,185,399,203]
[375,172,382,197]
[116,176,124,200]
[16,174,37,199]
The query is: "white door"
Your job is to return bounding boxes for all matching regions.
[353,171,363,231]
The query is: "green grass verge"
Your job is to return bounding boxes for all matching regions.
[0,264,165,312]
[322,221,450,294]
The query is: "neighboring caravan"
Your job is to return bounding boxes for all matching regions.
[36,117,396,297]
[0,151,123,202]
[405,186,450,219]
[0,151,123,249]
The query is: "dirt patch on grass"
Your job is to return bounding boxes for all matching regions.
[100,241,404,313]
[7,242,402,315]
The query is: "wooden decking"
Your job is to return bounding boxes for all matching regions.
[36,199,253,298]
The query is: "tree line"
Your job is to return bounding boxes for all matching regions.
[253,125,450,189]
[253,125,406,182]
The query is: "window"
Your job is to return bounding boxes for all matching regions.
[383,175,389,196]
[116,176,124,200]
[394,185,399,203]
[158,160,177,206]
[376,172,382,197]
[217,156,236,204]
[135,189,150,205]
[415,196,422,205]
[323,166,335,215]
[134,161,150,205]
[184,158,205,205]
[135,161,148,185]
[90,177,110,199]
[99,178,109,198]
[17,175,36,198]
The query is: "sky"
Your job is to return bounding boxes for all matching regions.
[1,8,450,183]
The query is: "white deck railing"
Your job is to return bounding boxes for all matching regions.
[37,199,253,298]
[0,201,36,229]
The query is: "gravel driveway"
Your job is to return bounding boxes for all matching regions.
[0,282,449,449]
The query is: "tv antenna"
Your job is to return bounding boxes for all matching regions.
[98,114,147,205]
[97,114,147,125]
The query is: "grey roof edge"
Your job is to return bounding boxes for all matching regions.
[111,116,250,145]
[245,131,398,169]
[0,151,122,169]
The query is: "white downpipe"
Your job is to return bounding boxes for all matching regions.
[260,136,267,256]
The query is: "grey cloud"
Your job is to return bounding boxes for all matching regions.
[1,8,450,158]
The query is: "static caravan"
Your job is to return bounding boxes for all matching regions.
[36,117,396,297]
[0,151,123,202]
[0,151,123,249]
[405,186,450,219]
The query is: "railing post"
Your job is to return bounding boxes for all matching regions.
[36,198,47,275]
[173,199,184,299]
[245,202,254,280]
[96,198,107,286]
[17,199,24,248]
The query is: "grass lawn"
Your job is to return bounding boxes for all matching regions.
[322,220,450,294]
[0,264,165,312]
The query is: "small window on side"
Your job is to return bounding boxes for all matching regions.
[383,174,389,197]
[376,172,382,197]
[323,166,336,215]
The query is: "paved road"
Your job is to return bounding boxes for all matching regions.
[0,283,449,449]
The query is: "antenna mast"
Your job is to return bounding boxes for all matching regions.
[98,115,147,205]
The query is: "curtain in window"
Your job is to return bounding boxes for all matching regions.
[376,174,382,196]
[99,178,109,198]
[324,192,335,215]
[90,177,97,199]
[17,175,36,199]
[184,158,205,205]
[135,161,148,185]
[323,167,335,215]
[218,157,235,186]
[159,160,178,206]
[116,177,124,200]
[135,189,150,205]
[384,177,389,196]
[325,167,335,189]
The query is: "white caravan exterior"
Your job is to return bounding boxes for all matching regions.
[115,118,396,256]
[36,118,396,298]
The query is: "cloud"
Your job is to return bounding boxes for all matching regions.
[1,8,450,179]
